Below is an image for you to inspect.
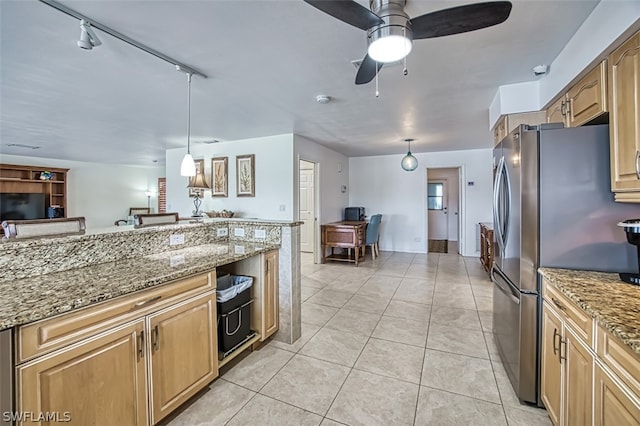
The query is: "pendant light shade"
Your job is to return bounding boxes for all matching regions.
[180,72,196,177]
[401,139,418,171]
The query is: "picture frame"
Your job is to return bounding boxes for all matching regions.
[210,156,228,197]
[188,159,206,198]
[236,154,255,197]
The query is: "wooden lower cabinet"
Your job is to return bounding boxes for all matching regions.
[148,293,218,424]
[261,250,279,339]
[594,362,640,425]
[541,296,593,426]
[564,327,593,426]
[16,320,148,426]
[541,303,564,425]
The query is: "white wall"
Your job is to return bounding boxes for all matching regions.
[293,135,350,225]
[1,154,163,229]
[489,1,640,128]
[349,149,493,256]
[166,134,295,220]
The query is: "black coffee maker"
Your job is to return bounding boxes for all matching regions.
[619,219,640,285]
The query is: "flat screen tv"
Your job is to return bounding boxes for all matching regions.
[0,193,46,222]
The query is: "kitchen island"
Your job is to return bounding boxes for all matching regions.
[0,219,301,425]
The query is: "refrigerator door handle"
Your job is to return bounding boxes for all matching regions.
[491,267,520,305]
[502,156,511,249]
[493,156,505,254]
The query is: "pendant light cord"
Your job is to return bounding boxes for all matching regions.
[187,72,193,155]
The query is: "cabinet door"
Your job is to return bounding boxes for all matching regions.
[568,61,608,127]
[564,327,594,426]
[594,363,640,425]
[262,250,279,340]
[541,303,564,426]
[609,31,640,194]
[148,293,218,424]
[17,320,148,426]
[493,115,508,146]
[547,95,568,126]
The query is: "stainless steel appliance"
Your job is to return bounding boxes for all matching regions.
[492,124,640,405]
[618,219,640,285]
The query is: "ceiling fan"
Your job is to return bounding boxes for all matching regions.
[303,0,513,84]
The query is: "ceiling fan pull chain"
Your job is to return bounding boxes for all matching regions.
[375,61,379,97]
[403,28,408,76]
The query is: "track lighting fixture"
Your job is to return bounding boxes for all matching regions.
[77,19,102,50]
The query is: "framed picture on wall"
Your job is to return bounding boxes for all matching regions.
[188,159,206,198]
[236,154,255,197]
[211,157,228,197]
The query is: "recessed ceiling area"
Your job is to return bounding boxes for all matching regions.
[1,0,600,165]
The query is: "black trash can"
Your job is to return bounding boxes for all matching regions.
[217,274,253,352]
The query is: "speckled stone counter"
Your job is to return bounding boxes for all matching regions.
[539,268,640,355]
[0,242,278,330]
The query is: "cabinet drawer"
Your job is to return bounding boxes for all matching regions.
[17,271,213,363]
[543,279,594,347]
[597,323,640,397]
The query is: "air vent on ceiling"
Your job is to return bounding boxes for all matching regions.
[202,140,220,144]
[6,143,40,149]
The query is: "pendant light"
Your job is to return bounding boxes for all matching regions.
[401,138,418,171]
[180,72,196,177]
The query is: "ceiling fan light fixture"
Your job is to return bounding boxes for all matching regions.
[368,32,412,63]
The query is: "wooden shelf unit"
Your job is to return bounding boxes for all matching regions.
[0,164,69,216]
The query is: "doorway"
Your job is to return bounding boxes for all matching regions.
[299,160,317,256]
[427,168,461,254]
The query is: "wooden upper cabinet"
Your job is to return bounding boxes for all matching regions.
[493,115,508,146]
[547,95,569,126]
[609,30,640,198]
[568,60,608,127]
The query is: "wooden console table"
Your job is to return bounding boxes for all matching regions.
[479,222,495,274]
[321,221,367,266]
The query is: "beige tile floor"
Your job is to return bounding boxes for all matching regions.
[168,251,552,426]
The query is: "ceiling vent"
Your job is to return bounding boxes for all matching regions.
[6,143,40,149]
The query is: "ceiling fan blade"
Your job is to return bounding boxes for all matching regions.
[303,0,384,31]
[355,54,384,85]
[411,1,512,40]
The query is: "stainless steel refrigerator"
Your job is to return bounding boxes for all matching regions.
[491,123,640,405]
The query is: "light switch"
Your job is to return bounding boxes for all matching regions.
[217,228,228,237]
[169,234,185,245]
[254,229,266,239]
[234,228,245,237]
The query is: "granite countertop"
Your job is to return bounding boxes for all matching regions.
[539,268,640,355]
[0,242,279,330]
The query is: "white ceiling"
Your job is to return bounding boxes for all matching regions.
[1,0,600,166]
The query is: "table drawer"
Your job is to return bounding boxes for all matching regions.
[17,271,213,363]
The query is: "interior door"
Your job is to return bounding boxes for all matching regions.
[299,161,315,253]
[427,180,448,240]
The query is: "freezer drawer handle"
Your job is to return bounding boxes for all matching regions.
[492,270,520,305]
[551,297,566,312]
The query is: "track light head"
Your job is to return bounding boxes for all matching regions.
[77,19,102,50]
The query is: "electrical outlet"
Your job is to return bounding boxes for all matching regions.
[279,204,286,212]
[170,254,185,267]
[234,245,246,254]
[217,228,228,237]
[169,234,185,245]
[234,228,245,237]
[254,229,266,239]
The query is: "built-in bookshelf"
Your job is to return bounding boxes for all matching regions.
[0,164,69,217]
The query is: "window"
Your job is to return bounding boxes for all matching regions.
[158,177,166,213]
[428,182,444,210]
